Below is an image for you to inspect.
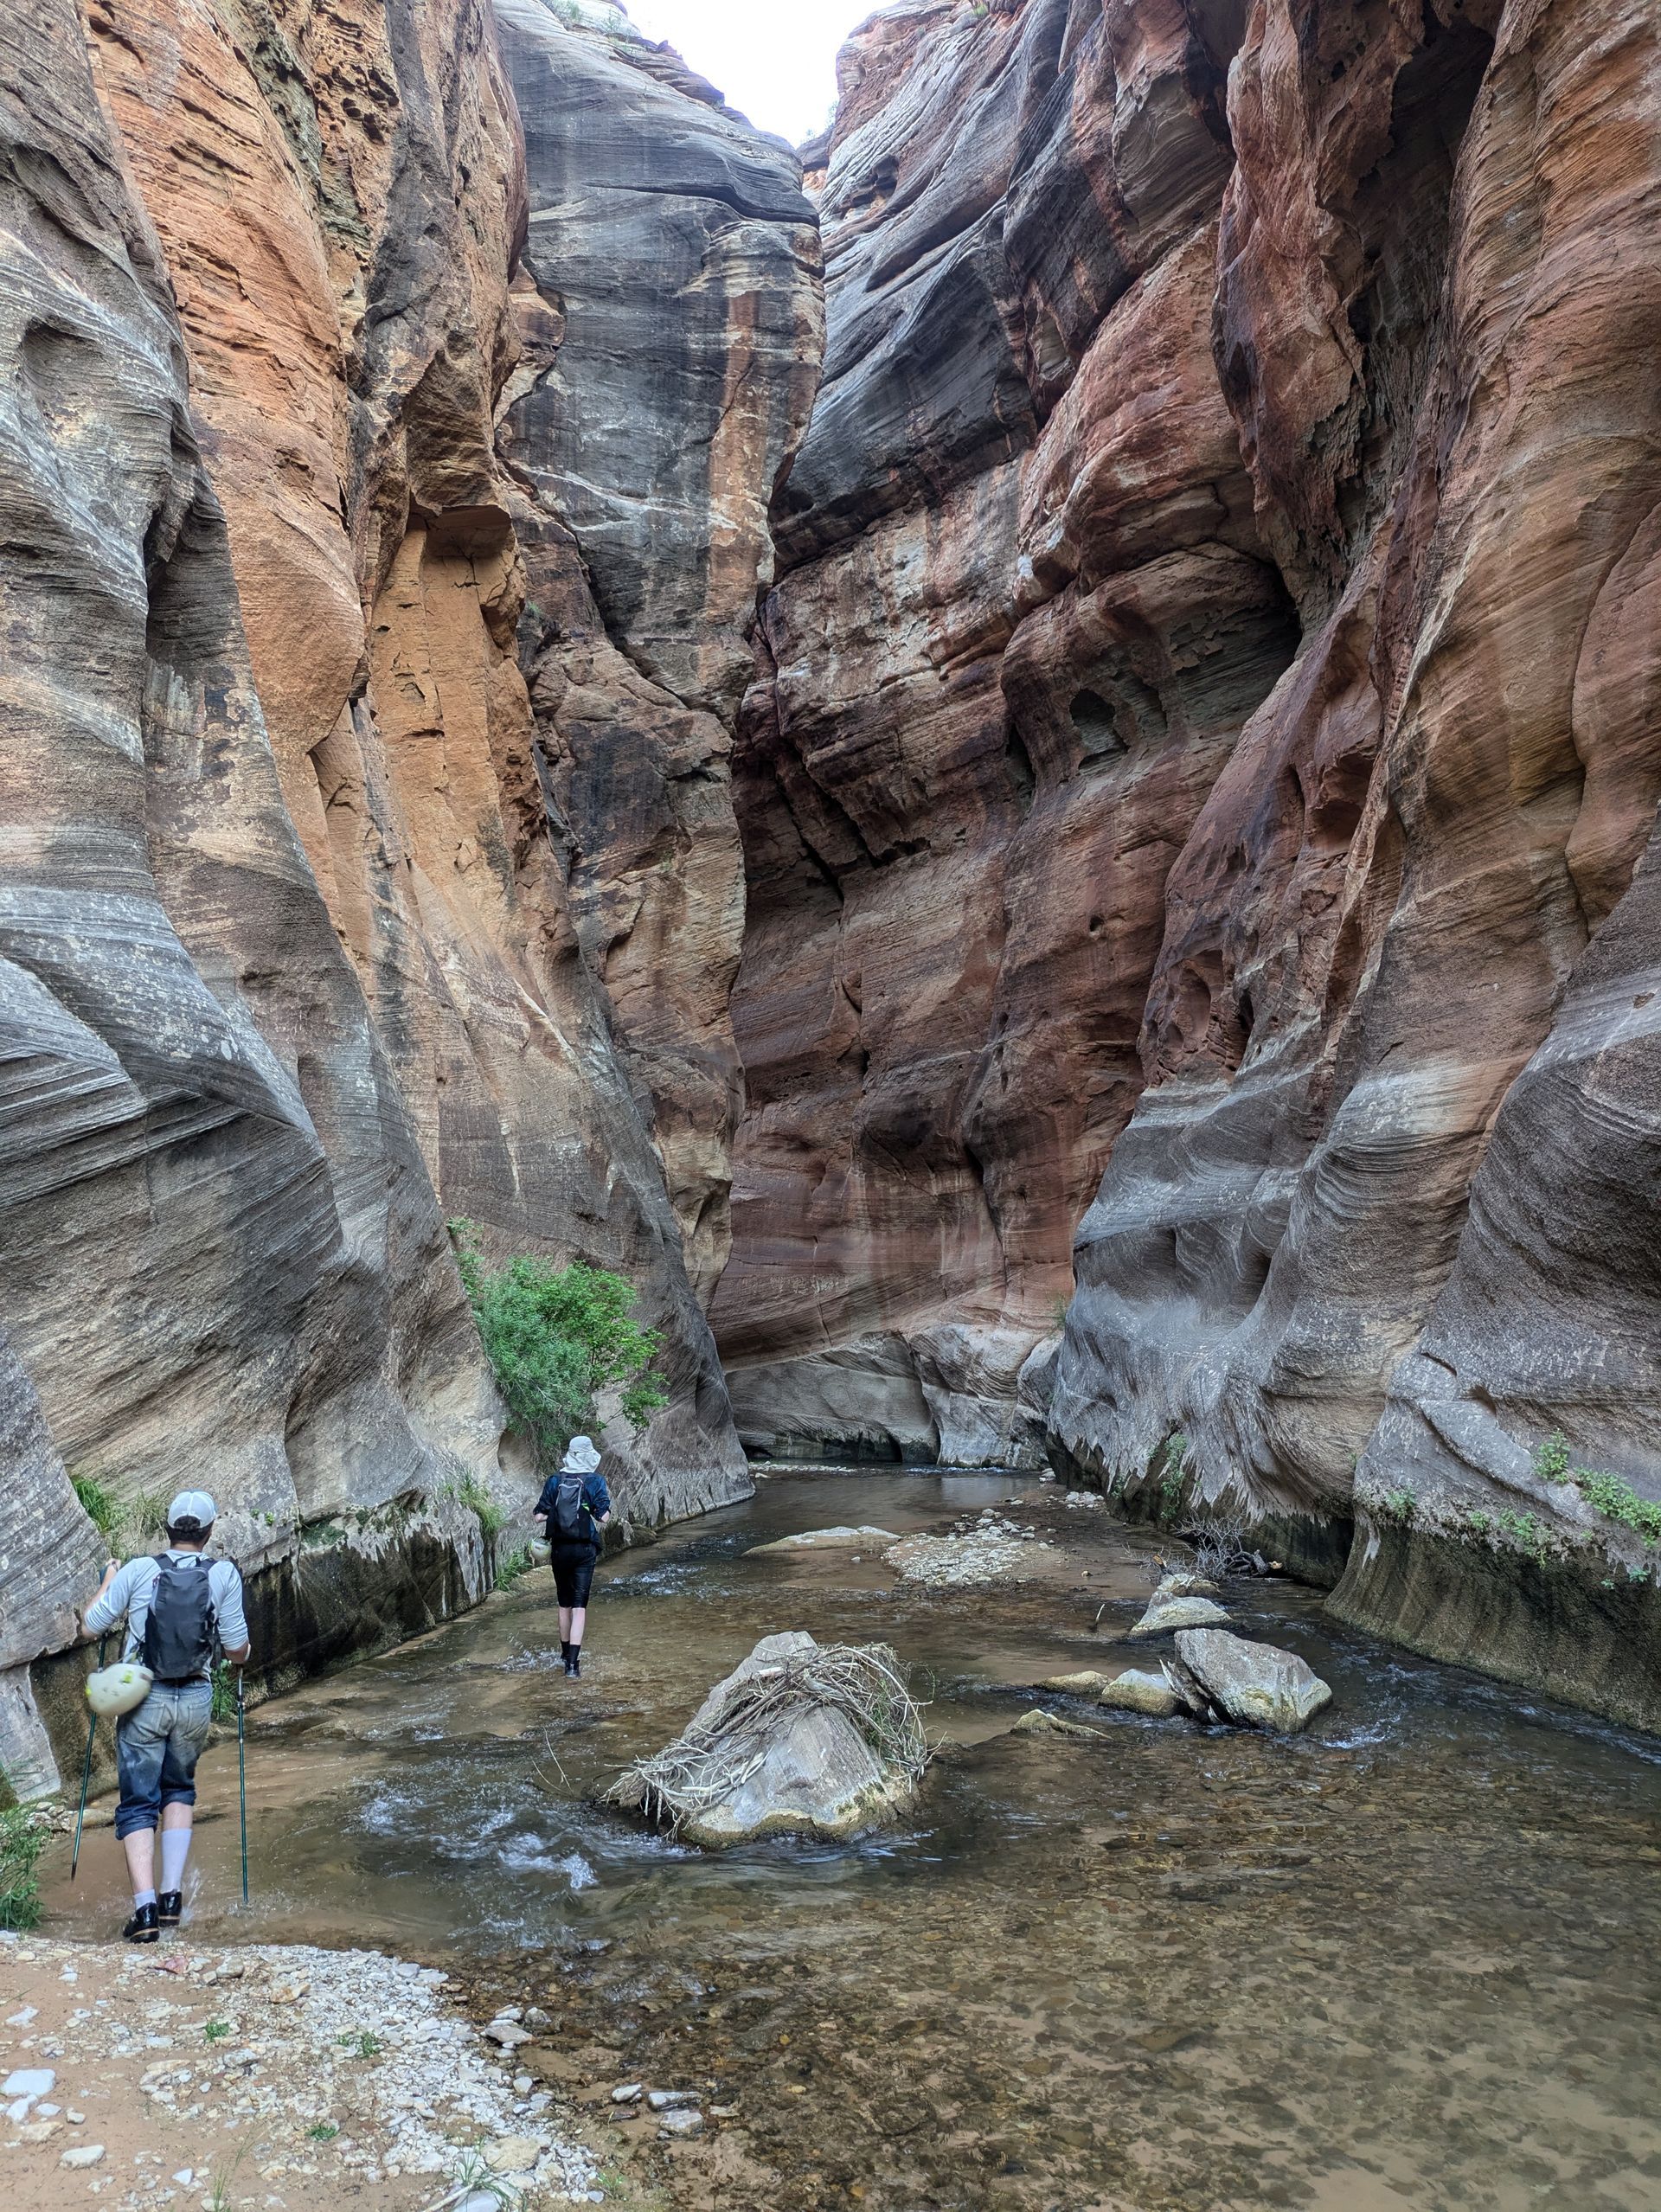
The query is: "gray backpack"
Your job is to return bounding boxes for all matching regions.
[142,1555,217,1682]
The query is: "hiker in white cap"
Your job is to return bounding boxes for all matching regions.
[82,1491,249,1942]
[530,1436,612,1678]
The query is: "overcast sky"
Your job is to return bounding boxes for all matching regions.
[623,2,875,144]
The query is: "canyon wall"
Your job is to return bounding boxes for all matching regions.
[0,0,815,1794]
[721,0,1661,1726]
[715,0,1295,1464]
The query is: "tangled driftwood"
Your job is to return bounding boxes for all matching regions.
[606,1637,930,1840]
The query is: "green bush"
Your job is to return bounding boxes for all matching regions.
[72,1475,121,1541]
[1569,1466,1661,1548]
[450,1223,668,1465]
[0,1802,46,1932]
[1532,1430,1661,1549]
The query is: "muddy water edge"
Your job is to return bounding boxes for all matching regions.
[38,1471,1661,2212]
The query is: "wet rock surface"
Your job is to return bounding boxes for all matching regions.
[1170,1628,1335,1734]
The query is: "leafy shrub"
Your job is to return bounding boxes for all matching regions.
[1533,1431,1572,1484]
[450,1223,667,1465]
[1531,1431,1661,1549]
[1568,1466,1661,1548]
[0,1802,46,1931]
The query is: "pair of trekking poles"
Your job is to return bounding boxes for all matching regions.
[70,1638,250,1905]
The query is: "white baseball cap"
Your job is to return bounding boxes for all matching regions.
[167,1490,217,1530]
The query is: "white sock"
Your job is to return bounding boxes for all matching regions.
[160,1829,191,1893]
[133,1887,157,1908]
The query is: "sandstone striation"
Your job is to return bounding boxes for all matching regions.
[716,0,1293,1461]
[721,0,1661,1726]
[494,0,822,1305]
[0,0,502,1792]
[1,0,818,1791]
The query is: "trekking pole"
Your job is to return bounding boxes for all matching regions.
[235,1670,248,1905]
[70,1635,107,1883]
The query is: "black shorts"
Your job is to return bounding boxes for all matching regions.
[549,1542,599,1608]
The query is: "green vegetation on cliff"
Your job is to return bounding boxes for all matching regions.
[1534,1433,1661,1548]
[0,1801,46,1930]
[450,1224,668,1467]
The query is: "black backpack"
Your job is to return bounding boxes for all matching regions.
[550,1473,591,1544]
[142,1555,217,1682]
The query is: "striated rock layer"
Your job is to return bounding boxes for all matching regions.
[721,0,1661,1728]
[0,0,817,1792]
[716,0,1295,1463]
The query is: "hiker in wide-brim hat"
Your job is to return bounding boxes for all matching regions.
[82,1491,250,1943]
[531,1437,612,1678]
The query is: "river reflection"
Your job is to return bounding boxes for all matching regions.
[43,1471,1661,2210]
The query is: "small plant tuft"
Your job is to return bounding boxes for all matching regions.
[440,1468,507,1542]
[1495,1507,1555,1561]
[496,1543,535,1590]
[307,2122,340,2142]
[1532,1431,1572,1484]
[202,2019,232,2044]
[0,1798,47,1932]
[337,2029,382,2059]
[72,1475,122,1541]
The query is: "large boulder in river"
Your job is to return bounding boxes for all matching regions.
[606,1632,929,1848]
[1171,1631,1333,1734]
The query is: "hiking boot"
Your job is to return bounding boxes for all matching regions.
[122,1903,160,1945]
[568,1649,582,1679]
[157,1892,183,1926]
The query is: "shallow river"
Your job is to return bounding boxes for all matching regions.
[44,1471,1661,2211]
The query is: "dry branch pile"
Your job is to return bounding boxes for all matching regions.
[606,1637,930,1839]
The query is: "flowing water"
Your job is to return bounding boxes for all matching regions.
[43,1471,1661,2211]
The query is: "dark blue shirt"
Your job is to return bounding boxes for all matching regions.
[533,1470,612,1546]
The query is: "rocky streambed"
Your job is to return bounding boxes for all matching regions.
[29,1469,1661,2212]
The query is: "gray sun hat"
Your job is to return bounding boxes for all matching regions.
[167,1489,217,1533]
[561,1436,601,1475]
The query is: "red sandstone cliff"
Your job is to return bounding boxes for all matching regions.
[721,0,1661,1726]
[0,0,816,1787]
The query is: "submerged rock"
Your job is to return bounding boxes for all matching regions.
[1150,1573,1222,1602]
[1010,1709,1103,1741]
[1128,1595,1233,1638]
[1171,1630,1333,1734]
[750,1526,899,1553]
[1098,1670,1183,1718]
[1037,1670,1113,1696]
[606,1632,928,1848]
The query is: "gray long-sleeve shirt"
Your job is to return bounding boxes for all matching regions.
[85,1550,249,1676]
